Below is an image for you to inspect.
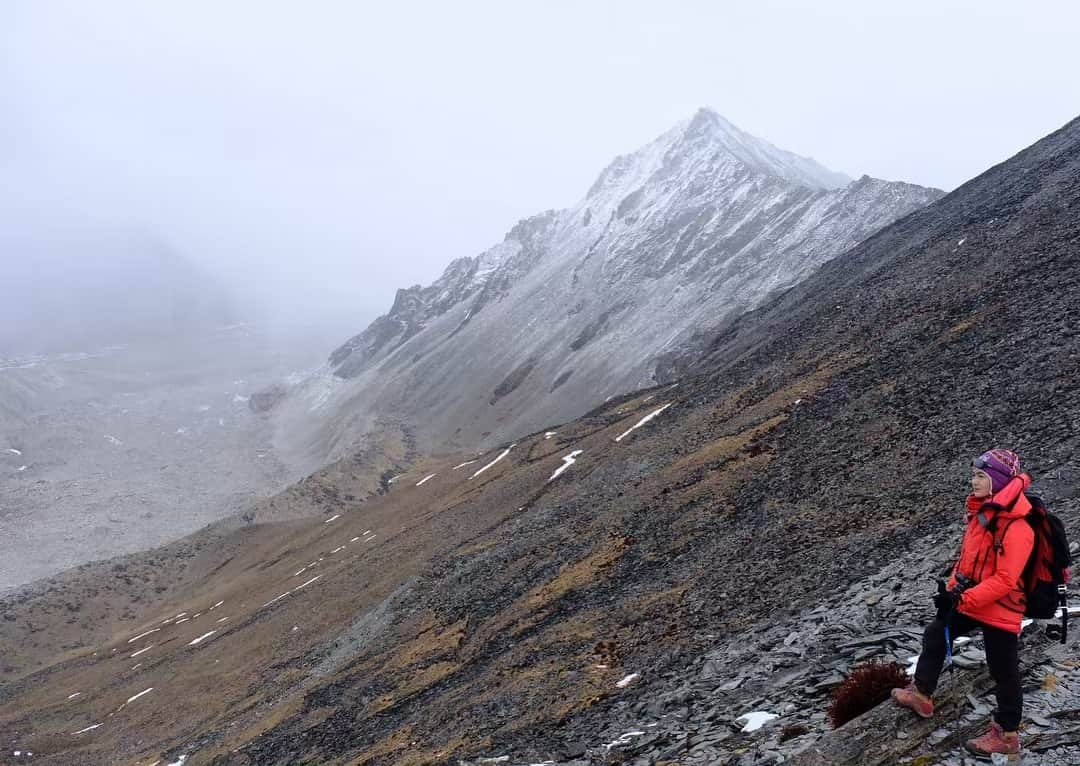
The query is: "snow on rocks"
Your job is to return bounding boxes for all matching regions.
[128,628,160,643]
[471,445,515,479]
[452,459,478,470]
[323,514,341,524]
[209,600,224,611]
[614,403,673,442]
[72,723,103,734]
[615,672,640,688]
[188,631,216,647]
[416,473,437,486]
[125,688,154,705]
[738,710,779,732]
[130,645,153,658]
[603,731,645,750]
[66,692,82,700]
[263,575,322,609]
[548,450,583,482]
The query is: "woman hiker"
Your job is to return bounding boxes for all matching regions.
[892,449,1035,758]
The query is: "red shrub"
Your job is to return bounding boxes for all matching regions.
[827,658,909,728]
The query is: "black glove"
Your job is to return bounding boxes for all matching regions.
[934,580,961,618]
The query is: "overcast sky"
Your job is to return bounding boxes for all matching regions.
[3,1,1078,339]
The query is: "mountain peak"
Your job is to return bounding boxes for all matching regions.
[677,106,852,190]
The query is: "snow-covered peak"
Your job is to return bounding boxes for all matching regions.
[587,108,850,205]
[679,108,850,190]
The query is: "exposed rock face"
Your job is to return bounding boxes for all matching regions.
[293,109,940,465]
[247,383,289,414]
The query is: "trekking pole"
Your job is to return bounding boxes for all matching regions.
[943,607,964,761]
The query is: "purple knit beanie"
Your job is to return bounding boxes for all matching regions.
[973,449,1021,493]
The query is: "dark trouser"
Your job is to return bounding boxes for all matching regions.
[914,611,1022,731]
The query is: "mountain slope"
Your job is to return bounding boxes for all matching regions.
[273,109,940,470]
[1,115,1077,765]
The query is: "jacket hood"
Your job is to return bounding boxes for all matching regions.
[966,473,1032,519]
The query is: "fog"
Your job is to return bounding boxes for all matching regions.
[3,1,1078,351]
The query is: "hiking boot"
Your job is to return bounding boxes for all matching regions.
[891,683,934,718]
[965,722,1020,757]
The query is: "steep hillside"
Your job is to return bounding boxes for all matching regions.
[270,109,940,471]
[1,116,1078,765]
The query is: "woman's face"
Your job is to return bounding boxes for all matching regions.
[971,468,993,498]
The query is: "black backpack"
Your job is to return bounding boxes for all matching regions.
[998,493,1073,641]
[1017,494,1072,614]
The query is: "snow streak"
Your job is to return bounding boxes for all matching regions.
[614,403,673,442]
[549,450,583,482]
[471,445,515,479]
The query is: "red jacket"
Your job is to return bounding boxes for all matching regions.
[949,474,1035,634]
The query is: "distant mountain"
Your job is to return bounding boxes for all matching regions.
[273,109,941,467]
[0,228,233,355]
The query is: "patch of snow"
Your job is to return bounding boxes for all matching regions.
[132,663,142,670]
[218,418,225,426]
[175,618,189,624]
[5,448,21,456]
[104,434,123,446]
[614,403,673,442]
[603,731,645,750]
[72,723,102,734]
[615,672,640,688]
[197,404,211,412]
[738,710,779,732]
[350,536,361,542]
[363,534,377,542]
[331,546,345,554]
[126,687,154,704]
[471,444,515,479]
[324,514,341,524]
[416,473,437,486]
[452,459,478,470]
[294,567,307,576]
[543,431,557,439]
[175,427,188,435]
[188,631,216,646]
[17,465,27,472]
[232,394,249,403]
[128,628,160,643]
[957,237,966,246]
[216,616,229,623]
[67,692,82,700]
[209,600,224,610]
[130,646,153,658]
[549,450,584,482]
